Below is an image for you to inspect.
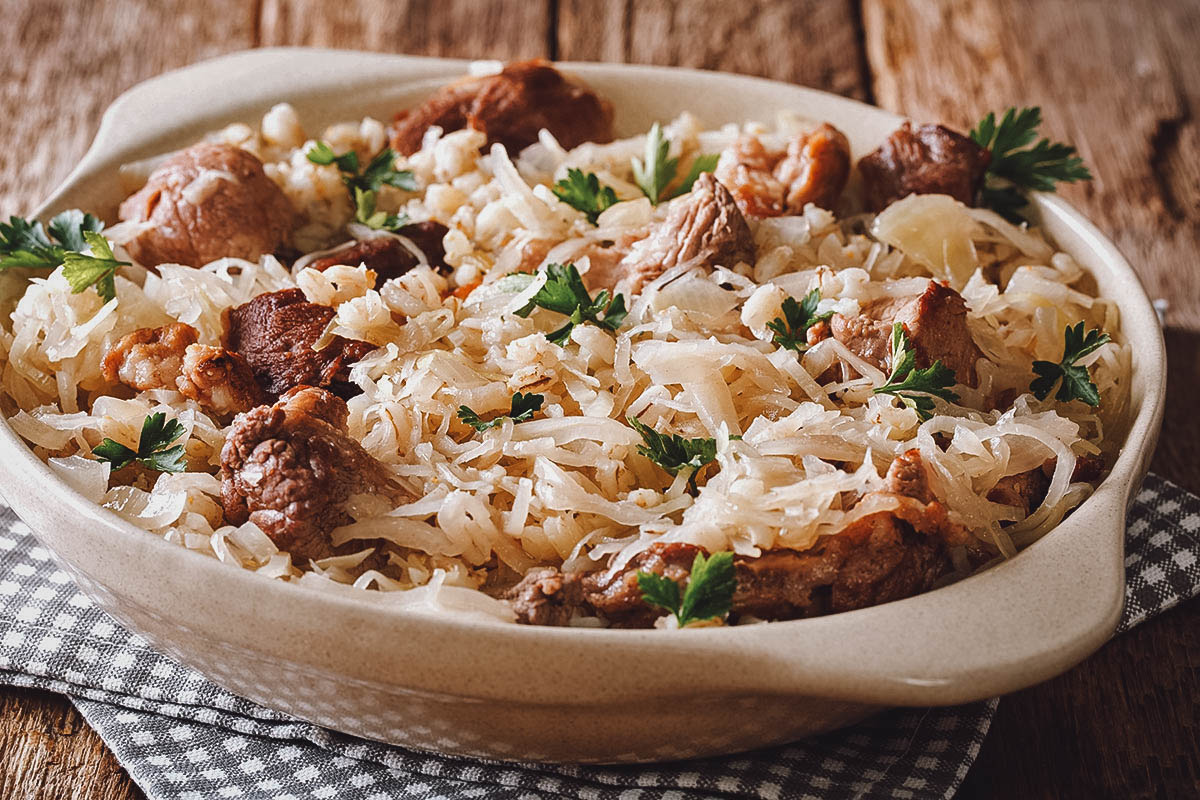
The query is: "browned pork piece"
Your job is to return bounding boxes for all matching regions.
[858,122,991,211]
[220,386,398,564]
[118,143,296,268]
[714,124,852,217]
[505,450,968,626]
[307,222,450,280]
[587,173,755,293]
[389,60,614,156]
[225,289,375,399]
[829,280,983,386]
[987,454,1106,516]
[101,323,266,415]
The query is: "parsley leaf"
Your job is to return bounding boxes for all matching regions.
[872,323,959,421]
[307,142,417,230]
[457,392,545,432]
[766,289,833,353]
[637,550,737,627]
[552,168,618,225]
[970,107,1092,222]
[630,123,718,204]
[305,141,360,173]
[93,412,187,473]
[1030,322,1110,407]
[61,231,129,303]
[353,187,409,232]
[628,416,734,493]
[633,123,678,204]
[515,262,628,345]
[0,210,105,270]
[668,153,720,200]
[358,147,418,193]
[48,209,105,252]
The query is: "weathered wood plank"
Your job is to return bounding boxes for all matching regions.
[864,0,1200,330]
[0,0,258,218]
[557,0,870,99]
[258,0,552,60]
[859,2,1200,797]
[0,687,143,800]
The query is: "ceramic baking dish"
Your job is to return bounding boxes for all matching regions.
[0,48,1166,763]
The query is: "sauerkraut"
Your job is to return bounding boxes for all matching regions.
[0,92,1129,626]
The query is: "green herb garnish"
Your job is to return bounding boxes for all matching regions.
[515,262,627,345]
[628,416,732,493]
[92,412,187,473]
[457,392,545,432]
[637,550,737,627]
[671,153,720,198]
[552,168,618,225]
[307,141,417,231]
[305,141,361,173]
[353,187,408,231]
[0,210,104,270]
[1030,322,1110,407]
[970,107,1092,222]
[61,231,130,303]
[766,289,833,353]
[872,323,959,421]
[631,123,717,204]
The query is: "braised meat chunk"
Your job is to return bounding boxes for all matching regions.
[390,60,614,156]
[178,344,268,415]
[307,222,450,280]
[595,173,754,293]
[830,280,983,386]
[118,143,296,268]
[714,124,851,217]
[102,323,197,391]
[858,122,991,211]
[225,289,376,399]
[102,323,265,415]
[220,386,398,564]
[503,567,587,627]
[507,450,965,626]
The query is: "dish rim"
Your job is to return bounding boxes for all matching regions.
[0,47,1167,708]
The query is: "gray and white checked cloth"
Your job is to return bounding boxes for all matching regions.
[1,473,1198,800]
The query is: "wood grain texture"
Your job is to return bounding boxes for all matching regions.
[557,0,870,99]
[0,687,143,800]
[860,2,1200,797]
[258,0,551,59]
[1,1,1198,798]
[0,0,258,219]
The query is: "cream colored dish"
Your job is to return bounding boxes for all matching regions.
[0,48,1165,762]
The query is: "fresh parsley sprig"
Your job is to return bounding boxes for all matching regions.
[0,210,104,270]
[637,550,737,627]
[628,417,736,493]
[970,107,1092,222]
[306,141,417,232]
[767,289,833,353]
[457,392,545,432]
[631,123,718,204]
[92,412,187,473]
[1030,322,1110,407]
[872,323,959,421]
[552,168,618,225]
[515,262,628,345]
[62,232,130,303]
[353,187,408,231]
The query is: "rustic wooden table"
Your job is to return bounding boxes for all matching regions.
[2,1,1197,797]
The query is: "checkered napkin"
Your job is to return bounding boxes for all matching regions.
[1,475,1197,800]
